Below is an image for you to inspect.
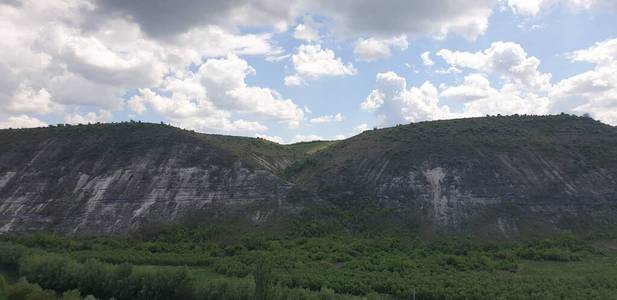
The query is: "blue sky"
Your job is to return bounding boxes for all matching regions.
[0,0,616,143]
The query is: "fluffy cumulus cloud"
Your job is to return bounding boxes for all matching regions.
[361,72,452,126]
[550,38,617,124]
[293,23,320,42]
[363,39,617,126]
[362,42,554,126]
[421,52,435,67]
[437,42,552,92]
[128,55,304,132]
[362,69,551,126]
[64,110,112,125]
[0,115,47,129]
[310,113,344,124]
[291,134,324,143]
[353,35,408,61]
[440,73,550,116]
[0,0,290,133]
[285,44,356,86]
[256,133,285,144]
[2,0,616,137]
[3,84,54,115]
[505,0,617,16]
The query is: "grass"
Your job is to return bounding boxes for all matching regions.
[285,140,340,155]
[515,255,617,277]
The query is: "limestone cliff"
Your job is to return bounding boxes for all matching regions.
[0,123,300,235]
[285,115,617,235]
[2,115,617,236]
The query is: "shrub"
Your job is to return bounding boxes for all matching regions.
[254,261,273,300]
[193,278,254,300]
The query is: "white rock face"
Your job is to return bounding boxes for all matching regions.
[0,127,297,235]
[0,172,15,190]
[423,167,448,225]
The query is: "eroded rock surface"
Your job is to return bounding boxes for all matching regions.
[286,115,617,235]
[0,124,297,235]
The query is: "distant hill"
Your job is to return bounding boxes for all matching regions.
[1,115,617,236]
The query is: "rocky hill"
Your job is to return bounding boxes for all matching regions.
[0,122,314,235]
[286,114,617,236]
[1,115,617,236]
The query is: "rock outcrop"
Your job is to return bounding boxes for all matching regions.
[285,115,617,235]
[2,115,617,236]
[0,123,298,235]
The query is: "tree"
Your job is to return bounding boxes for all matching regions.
[254,260,273,300]
[61,290,81,300]
[0,275,7,299]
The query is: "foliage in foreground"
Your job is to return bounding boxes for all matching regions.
[0,275,96,300]
[0,241,368,300]
[0,228,615,299]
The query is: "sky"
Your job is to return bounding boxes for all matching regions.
[0,0,616,144]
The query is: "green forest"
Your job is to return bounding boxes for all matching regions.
[1,224,617,300]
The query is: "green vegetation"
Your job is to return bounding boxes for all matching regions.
[1,226,616,299]
[0,275,96,300]
[284,140,340,155]
[0,120,339,177]
[2,115,617,298]
[286,114,617,187]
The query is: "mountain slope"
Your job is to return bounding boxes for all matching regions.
[1,115,617,236]
[0,122,309,235]
[285,115,617,235]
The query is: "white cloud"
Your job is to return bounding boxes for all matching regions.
[64,110,112,125]
[567,38,617,65]
[4,84,54,114]
[355,123,370,132]
[256,133,285,144]
[363,39,617,126]
[0,0,282,132]
[421,51,435,66]
[435,66,462,75]
[129,55,303,132]
[3,0,616,135]
[129,87,269,133]
[505,0,544,15]
[310,113,344,123]
[287,44,356,84]
[437,42,552,92]
[440,73,494,101]
[550,38,617,124]
[361,72,452,126]
[362,70,550,126]
[199,55,304,126]
[505,0,617,16]
[0,115,47,129]
[441,73,550,116]
[284,75,305,86]
[353,35,408,61]
[293,24,320,42]
[292,134,323,143]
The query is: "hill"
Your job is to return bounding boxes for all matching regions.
[1,115,617,236]
[285,114,617,236]
[0,122,315,235]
